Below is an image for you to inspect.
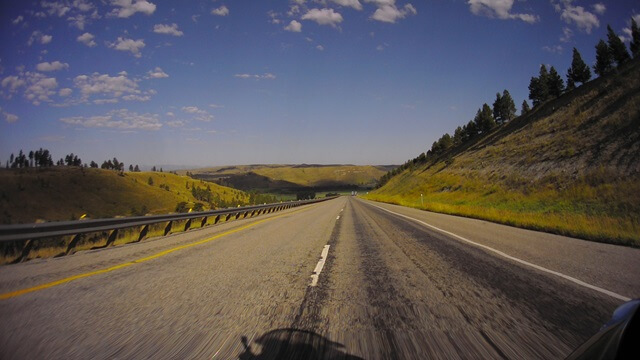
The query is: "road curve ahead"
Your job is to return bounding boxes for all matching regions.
[1,197,638,359]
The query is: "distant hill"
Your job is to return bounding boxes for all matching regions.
[180,164,391,192]
[0,168,249,224]
[366,59,640,247]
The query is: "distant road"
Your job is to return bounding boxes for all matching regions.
[1,197,638,359]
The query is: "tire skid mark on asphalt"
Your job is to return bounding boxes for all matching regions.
[290,205,344,330]
[367,202,631,302]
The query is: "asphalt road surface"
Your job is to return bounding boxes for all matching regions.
[1,197,638,359]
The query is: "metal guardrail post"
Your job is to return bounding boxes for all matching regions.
[0,197,338,264]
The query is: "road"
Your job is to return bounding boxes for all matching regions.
[1,197,638,359]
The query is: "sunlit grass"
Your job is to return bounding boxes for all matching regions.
[0,167,249,224]
[365,170,640,247]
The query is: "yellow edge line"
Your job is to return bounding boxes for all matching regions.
[0,206,311,300]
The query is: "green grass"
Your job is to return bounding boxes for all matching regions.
[365,171,640,247]
[0,167,250,224]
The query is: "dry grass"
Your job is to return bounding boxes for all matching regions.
[366,60,640,247]
[0,167,249,224]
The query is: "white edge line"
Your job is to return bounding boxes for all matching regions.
[369,203,631,302]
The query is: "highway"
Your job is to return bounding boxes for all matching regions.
[1,197,638,359]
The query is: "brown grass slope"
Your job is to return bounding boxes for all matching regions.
[0,168,249,224]
[181,164,389,190]
[366,59,640,246]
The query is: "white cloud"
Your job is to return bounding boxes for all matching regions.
[147,67,169,78]
[36,61,69,72]
[301,8,344,27]
[1,76,26,93]
[153,23,184,36]
[182,106,206,114]
[371,3,417,23]
[542,45,563,53]
[331,0,363,11]
[1,107,19,123]
[74,72,141,101]
[28,31,53,46]
[12,16,24,25]
[59,88,72,97]
[209,104,224,108]
[1,72,59,104]
[467,0,538,24]
[181,106,214,122]
[60,109,162,130]
[24,72,59,105]
[284,20,302,32]
[77,32,97,47]
[67,10,100,30]
[592,3,605,15]
[553,0,599,33]
[167,119,186,128]
[212,5,229,16]
[108,37,145,57]
[39,1,98,29]
[316,45,325,51]
[234,73,276,80]
[109,0,156,18]
[559,27,573,42]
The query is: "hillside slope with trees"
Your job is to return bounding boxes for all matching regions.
[367,28,640,246]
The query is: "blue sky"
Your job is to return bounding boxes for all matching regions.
[0,1,638,167]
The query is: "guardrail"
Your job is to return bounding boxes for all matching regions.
[0,197,336,264]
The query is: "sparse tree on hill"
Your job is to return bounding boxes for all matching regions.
[493,89,516,125]
[148,176,154,185]
[90,161,98,168]
[566,48,591,91]
[134,164,140,172]
[521,100,531,115]
[152,166,156,172]
[631,18,640,58]
[594,39,614,76]
[474,104,496,134]
[28,151,34,167]
[453,126,464,146]
[129,164,134,172]
[547,66,565,98]
[607,25,631,66]
[528,65,550,107]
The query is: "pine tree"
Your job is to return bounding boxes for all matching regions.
[567,47,591,89]
[631,18,640,58]
[594,40,613,76]
[129,164,134,172]
[547,66,565,98]
[521,100,531,115]
[493,90,516,125]
[528,65,550,107]
[492,92,502,123]
[607,25,630,66]
[501,89,516,123]
[474,104,496,134]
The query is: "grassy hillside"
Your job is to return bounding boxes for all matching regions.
[0,167,249,224]
[366,59,640,247]
[181,164,390,191]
